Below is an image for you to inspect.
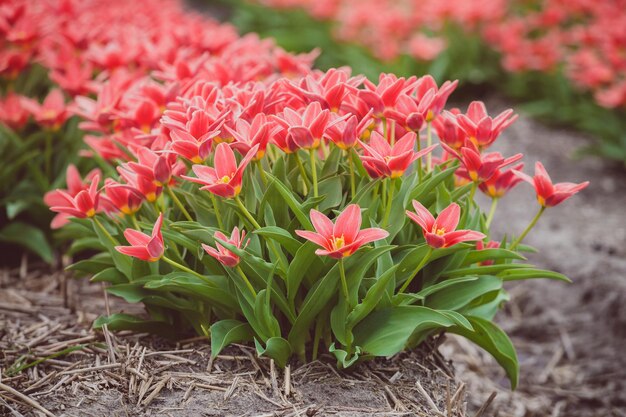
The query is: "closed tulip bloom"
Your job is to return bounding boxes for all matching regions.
[407,201,486,248]
[359,131,437,179]
[202,227,248,267]
[183,143,258,199]
[296,204,389,259]
[514,162,589,207]
[116,213,164,262]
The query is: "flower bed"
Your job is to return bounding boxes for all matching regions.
[0,0,590,392]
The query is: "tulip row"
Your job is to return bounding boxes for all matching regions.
[229,0,626,164]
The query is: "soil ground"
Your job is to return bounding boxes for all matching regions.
[0,266,464,417]
[1,98,625,416]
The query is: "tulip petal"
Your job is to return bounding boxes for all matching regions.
[333,204,361,242]
[434,203,460,233]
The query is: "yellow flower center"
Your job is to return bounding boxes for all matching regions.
[433,227,446,236]
[85,208,96,218]
[220,175,232,184]
[332,235,345,250]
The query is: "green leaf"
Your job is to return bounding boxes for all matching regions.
[353,306,472,356]
[449,316,519,389]
[329,344,362,368]
[461,248,526,266]
[254,337,292,368]
[254,226,302,256]
[90,267,128,284]
[498,268,571,282]
[0,222,53,263]
[93,314,178,338]
[265,172,313,229]
[210,320,254,358]
[425,275,503,311]
[144,272,238,309]
[286,241,326,303]
[346,265,399,329]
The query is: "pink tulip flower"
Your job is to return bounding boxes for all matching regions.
[202,227,248,267]
[514,162,589,207]
[116,213,165,262]
[296,204,389,259]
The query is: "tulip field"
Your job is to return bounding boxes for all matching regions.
[0,0,624,416]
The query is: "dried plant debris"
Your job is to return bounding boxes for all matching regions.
[1,266,470,417]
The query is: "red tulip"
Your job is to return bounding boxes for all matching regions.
[169,110,222,163]
[513,162,589,207]
[432,109,466,150]
[359,131,437,179]
[202,227,248,267]
[324,112,372,150]
[21,88,69,130]
[183,143,258,199]
[227,113,278,160]
[453,101,518,149]
[45,165,102,228]
[50,174,101,220]
[126,146,177,187]
[116,213,165,262]
[103,179,144,216]
[282,102,331,150]
[444,140,522,183]
[406,201,485,248]
[296,204,389,259]
[477,163,524,198]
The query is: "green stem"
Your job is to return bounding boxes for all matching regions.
[390,119,396,146]
[382,117,388,142]
[468,182,477,204]
[338,259,351,308]
[92,217,119,246]
[162,255,211,283]
[381,179,387,217]
[236,265,257,297]
[210,194,224,230]
[416,132,423,182]
[256,159,268,186]
[294,152,310,194]
[426,122,432,173]
[312,317,323,361]
[485,198,498,228]
[309,149,318,200]
[382,178,395,227]
[44,131,53,179]
[235,196,287,272]
[234,196,262,229]
[510,206,545,250]
[130,214,141,230]
[347,149,356,199]
[398,247,433,295]
[166,186,193,222]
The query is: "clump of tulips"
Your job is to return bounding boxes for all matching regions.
[51,69,588,389]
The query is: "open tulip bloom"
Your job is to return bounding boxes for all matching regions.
[46,57,588,389]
